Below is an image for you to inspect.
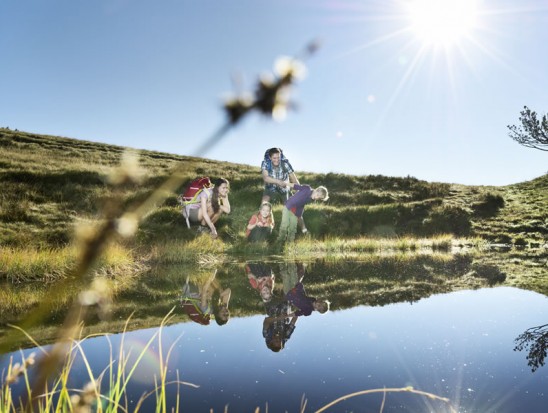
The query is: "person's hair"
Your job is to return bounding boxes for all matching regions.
[214,304,229,326]
[259,201,274,224]
[213,290,230,326]
[211,178,229,214]
[266,338,282,352]
[315,299,331,314]
[268,148,282,158]
[260,201,272,212]
[315,186,329,201]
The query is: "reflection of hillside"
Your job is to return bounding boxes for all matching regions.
[289,255,504,309]
[1,254,512,352]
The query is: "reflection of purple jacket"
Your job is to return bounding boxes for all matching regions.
[286,282,315,316]
[285,184,312,218]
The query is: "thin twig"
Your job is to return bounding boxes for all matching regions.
[314,387,457,413]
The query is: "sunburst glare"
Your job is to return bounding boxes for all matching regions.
[406,0,479,47]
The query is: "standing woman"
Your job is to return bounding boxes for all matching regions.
[188,178,231,238]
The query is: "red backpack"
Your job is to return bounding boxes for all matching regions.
[178,177,213,227]
[181,177,213,203]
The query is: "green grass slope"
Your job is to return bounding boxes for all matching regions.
[1,127,546,248]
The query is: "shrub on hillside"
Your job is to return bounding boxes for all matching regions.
[423,205,471,236]
[0,199,34,223]
[395,201,440,235]
[473,192,505,217]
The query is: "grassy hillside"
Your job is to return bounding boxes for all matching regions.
[1,128,546,351]
[1,128,546,250]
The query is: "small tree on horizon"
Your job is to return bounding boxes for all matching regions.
[507,106,548,151]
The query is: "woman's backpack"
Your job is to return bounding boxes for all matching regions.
[178,177,213,228]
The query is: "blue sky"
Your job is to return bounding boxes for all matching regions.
[1,0,547,185]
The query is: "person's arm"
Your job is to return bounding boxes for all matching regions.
[200,271,217,308]
[247,214,259,231]
[263,317,274,337]
[248,274,259,288]
[219,288,231,306]
[262,169,287,188]
[200,195,217,236]
[288,172,300,185]
[218,194,230,214]
[285,316,298,339]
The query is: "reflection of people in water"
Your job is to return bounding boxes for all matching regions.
[181,269,231,326]
[279,261,330,315]
[259,261,330,352]
[262,299,298,352]
[279,261,305,294]
[246,262,275,303]
[286,281,330,316]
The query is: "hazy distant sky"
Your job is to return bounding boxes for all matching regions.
[2,0,547,185]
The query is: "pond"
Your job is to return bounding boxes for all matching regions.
[1,256,547,412]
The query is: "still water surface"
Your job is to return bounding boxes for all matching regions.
[2,259,547,412]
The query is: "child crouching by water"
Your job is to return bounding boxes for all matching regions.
[246,202,274,242]
[277,184,329,244]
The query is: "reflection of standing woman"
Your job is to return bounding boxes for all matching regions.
[188,178,231,238]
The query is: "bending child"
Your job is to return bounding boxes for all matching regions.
[277,183,329,244]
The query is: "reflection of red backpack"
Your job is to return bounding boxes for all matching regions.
[178,177,213,228]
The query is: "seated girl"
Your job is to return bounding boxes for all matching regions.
[246,202,274,242]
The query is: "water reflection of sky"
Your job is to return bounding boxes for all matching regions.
[3,287,547,412]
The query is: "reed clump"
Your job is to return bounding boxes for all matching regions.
[0,313,196,413]
[0,243,139,283]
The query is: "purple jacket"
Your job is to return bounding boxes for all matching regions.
[285,184,312,218]
[286,282,315,316]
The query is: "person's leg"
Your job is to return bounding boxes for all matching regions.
[207,204,223,225]
[277,207,290,243]
[298,217,307,233]
[249,227,270,242]
[210,211,221,224]
[287,213,298,242]
[188,208,201,224]
[280,262,298,294]
[264,188,285,205]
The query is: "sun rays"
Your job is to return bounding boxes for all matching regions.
[325,0,544,136]
[406,0,479,47]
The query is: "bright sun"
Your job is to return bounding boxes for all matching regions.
[407,0,478,46]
